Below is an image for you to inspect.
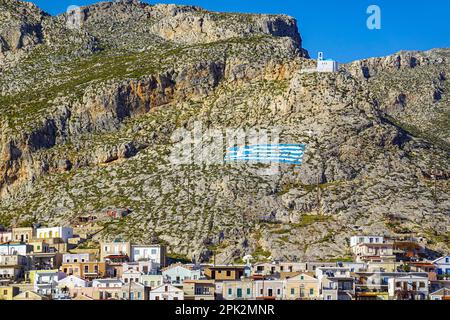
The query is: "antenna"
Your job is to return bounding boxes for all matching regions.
[318,52,324,61]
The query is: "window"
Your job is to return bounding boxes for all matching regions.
[228,288,233,296]
[3,290,7,295]
[247,288,251,295]
[309,288,314,295]
[290,288,295,295]
[226,271,231,277]
[151,249,157,255]
[138,292,142,299]
[135,249,140,255]
[277,289,281,295]
[300,275,304,280]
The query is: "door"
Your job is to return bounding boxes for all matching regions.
[268,289,273,297]
[237,288,242,298]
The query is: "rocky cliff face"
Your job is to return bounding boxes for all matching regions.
[0,0,448,263]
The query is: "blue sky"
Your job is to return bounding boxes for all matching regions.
[30,0,450,62]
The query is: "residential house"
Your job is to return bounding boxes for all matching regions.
[62,253,92,263]
[57,275,89,290]
[429,287,450,300]
[252,262,307,276]
[222,279,255,300]
[28,240,50,254]
[33,270,66,296]
[388,275,429,300]
[123,260,156,275]
[13,290,49,300]
[433,256,450,279]
[100,241,131,261]
[316,267,355,300]
[61,261,106,279]
[284,273,319,300]
[0,243,33,255]
[122,268,143,284]
[354,271,427,300]
[350,236,395,263]
[183,280,215,300]
[139,274,164,289]
[304,262,336,272]
[11,227,34,243]
[407,262,437,280]
[204,266,245,281]
[253,280,285,300]
[36,226,74,242]
[0,230,12,243]
[149,283,184,300]
[119,282,149,300]
[91,278,123,300]
[0,286,19,300]
[162,263,202,285]
[130,244,166,267]
[0,254,29,281]
[28,252,63,270]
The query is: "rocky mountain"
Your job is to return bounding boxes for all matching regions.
[0,0,448,263]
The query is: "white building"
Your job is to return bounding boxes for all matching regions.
[123,260,156,275]
[0,230,12,243]
[0,243,33,256]
[162,263,202,285]
[36,227,74,242]
[34,270,66,296]
[62,253,91,263]
[57,275,89,289]
[122,268,143,284]
[388,275,428,300]
[92,278,123,288]
[130,244,166,267]
[149,284,184,300]
[350,236,385,247]
[432,256,450,278]
[317,52,339,73]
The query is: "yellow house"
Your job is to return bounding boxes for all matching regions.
[285,273,319,300]
[13,290,49,300]
[0,286,19,300]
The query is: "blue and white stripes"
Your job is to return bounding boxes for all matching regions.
[224,144,306,165]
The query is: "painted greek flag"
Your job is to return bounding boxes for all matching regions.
[224,144,306,165]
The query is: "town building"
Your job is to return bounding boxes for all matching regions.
[119,282,149,300]
[284,273,319,300]
[0,254,29,281]
[433,256,450,279]
[183,279,215,300]
[61,261,106,279]
[36,227,74,242]
[316,267,355,300]
[252,262,307,276]
[149,283,184,300]
[130,244,166,267]
[204,265,245,281]
[0,285,19,300]
[100,241,131,261]
[0,230,12,243]
[11,227,35,243]
[139,274,164,289]
[162,263,202,285]
[388,274,429,300]
[33,270,66,296]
